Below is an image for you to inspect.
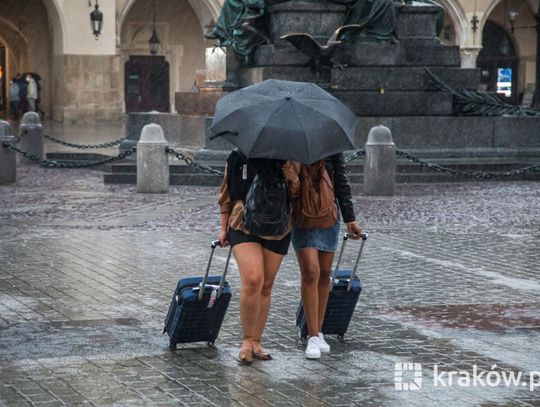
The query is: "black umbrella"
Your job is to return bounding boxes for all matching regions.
[209,79,356,164]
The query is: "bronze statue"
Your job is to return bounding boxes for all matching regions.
[281,25,364,78]
[205,0,441,61]
[205,0,267,61]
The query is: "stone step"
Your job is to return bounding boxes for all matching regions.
[103,173,223,186]
[110,163,222,174]
[254,42,461,68]
[331,67,480,91]
[104,157,540,185]
[334,91,453,116]
[346,158,540,174]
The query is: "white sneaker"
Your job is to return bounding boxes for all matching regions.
[318,333,330,353]
[305,336,321,359]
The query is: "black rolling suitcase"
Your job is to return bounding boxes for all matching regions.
[296,232,368,342]
[164,240,232,350]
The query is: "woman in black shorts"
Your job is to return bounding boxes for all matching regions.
[218,153,300,364]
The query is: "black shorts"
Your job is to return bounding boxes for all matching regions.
[228,229,291,255]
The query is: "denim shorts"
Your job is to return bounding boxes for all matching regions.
[291,221,340,253]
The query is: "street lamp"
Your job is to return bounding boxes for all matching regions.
[149,29,160,55]
[507,10,519,34]
[149,0,160,54]
[90,1,103,39]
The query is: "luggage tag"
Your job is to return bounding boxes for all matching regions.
[207,288,218,308]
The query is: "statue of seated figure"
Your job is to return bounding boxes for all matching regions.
[205,0,442,59]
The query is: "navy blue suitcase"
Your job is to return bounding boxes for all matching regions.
[164,241,232,350]
[296,233,368,342]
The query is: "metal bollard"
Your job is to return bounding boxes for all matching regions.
[0,120,17,184]
[19,112,44,161]
[137,123,169,193]
[363,125,396,196]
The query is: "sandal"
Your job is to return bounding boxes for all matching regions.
[237,338,254,365]
[252,339,273,361]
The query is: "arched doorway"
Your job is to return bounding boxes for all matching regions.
[479,0,537,105]
[119,0,214,113]
[0,0,63,119]
[477,21,518,104]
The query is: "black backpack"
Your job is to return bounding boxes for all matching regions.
[243,159,292,237]
[226,149,255,202]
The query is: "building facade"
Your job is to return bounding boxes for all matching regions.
[0,0,538,122]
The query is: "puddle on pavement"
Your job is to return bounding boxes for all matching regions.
[379,303,540,330]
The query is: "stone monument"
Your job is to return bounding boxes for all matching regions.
[110,0,539,183]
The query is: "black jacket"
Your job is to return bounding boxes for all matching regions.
[325,153,356,223]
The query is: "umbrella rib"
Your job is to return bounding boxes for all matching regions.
[290,100,312,163]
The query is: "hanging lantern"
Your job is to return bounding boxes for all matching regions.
[149,29,160,55]
[90,2,103,38]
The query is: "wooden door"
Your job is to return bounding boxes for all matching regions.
[125,55,170,112]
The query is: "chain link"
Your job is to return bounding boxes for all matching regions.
[2,142,133,168]
[396,150,540,179]
[344,149,366,163]
[43,134,126,149]
[166,148,224,176]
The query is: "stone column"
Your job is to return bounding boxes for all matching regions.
[19,112,44,161]
[363,125,396,196]
[460,46,482,69]
[137,123,170,193]
[0,121,17,184]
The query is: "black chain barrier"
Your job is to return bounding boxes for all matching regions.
[3,141,538,179]
[43,134,126,149]
[344,149,366,163]
[2,142,134,168]
[166,147,225,176]
[395,150,540,179]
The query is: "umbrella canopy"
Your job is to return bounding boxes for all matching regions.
[209,79,356,164]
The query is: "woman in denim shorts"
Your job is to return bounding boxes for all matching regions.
[292,153,362,359]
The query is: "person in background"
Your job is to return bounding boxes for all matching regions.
[9,78,20,120]
[26,74,38,112]
[17,74,28,114]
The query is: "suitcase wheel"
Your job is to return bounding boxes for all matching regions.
[169,343,177,351]
[207,341,216,349]
[337,334,345,343]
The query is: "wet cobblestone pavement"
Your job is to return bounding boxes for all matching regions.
[0,164,539,406]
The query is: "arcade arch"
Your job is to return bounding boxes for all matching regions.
[0,0,64,118]
[118,0,217,113]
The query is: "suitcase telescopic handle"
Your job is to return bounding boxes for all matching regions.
[330,232,368,292]
[198,240,232,301]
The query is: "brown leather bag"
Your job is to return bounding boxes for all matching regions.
[295,160,338,229]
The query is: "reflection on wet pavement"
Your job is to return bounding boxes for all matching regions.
[0,165,539,406]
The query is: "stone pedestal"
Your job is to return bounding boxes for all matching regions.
[19,112,44,162]
[267,1,346,41]
[396,4,442,45]
[137,124,169,194]
[0,121,17,184]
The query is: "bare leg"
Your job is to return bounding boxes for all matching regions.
[297,248,321,338]
[317,251,335,332]
[252,248,285,357]
[233,242,265,361]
